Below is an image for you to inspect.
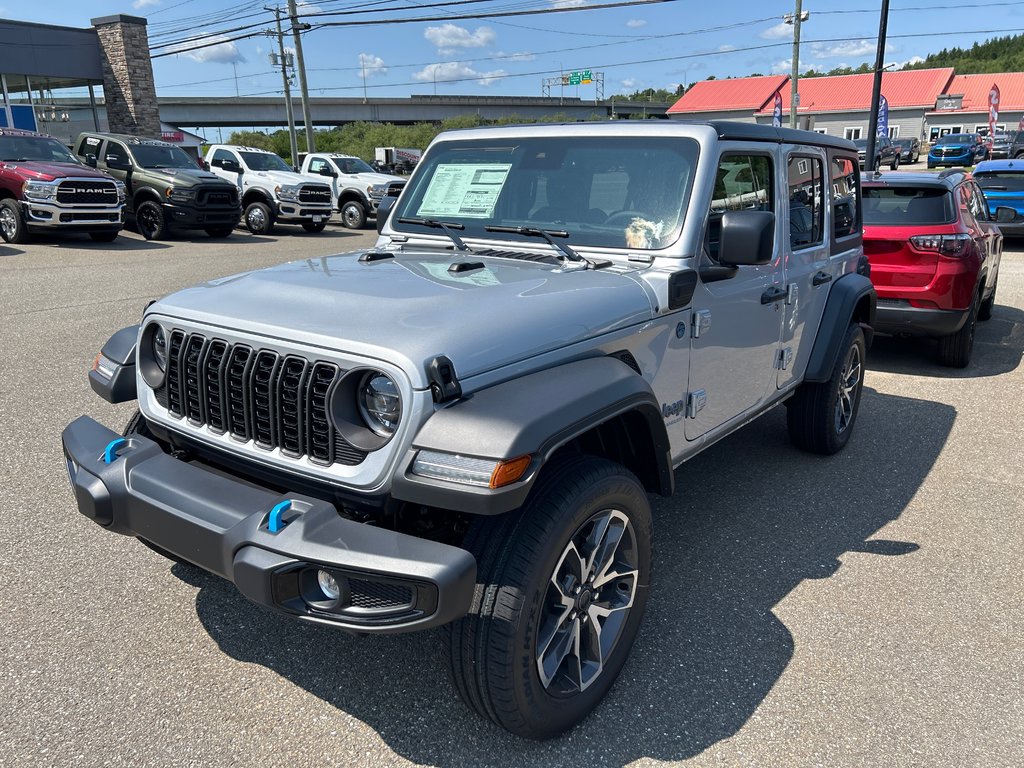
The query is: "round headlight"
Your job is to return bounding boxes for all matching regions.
[357,372,401,437]
[152,325,167,371]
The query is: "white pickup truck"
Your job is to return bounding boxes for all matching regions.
[205,144,333,234]
[299,152,405,229]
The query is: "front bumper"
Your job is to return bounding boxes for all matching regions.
[62,415,476,634]
[24,200,123,232]
[874,300,970,337]
[928,151,972,167]
[273,202,333,223]
[163,202,242,229]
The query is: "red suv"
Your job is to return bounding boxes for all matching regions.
[861,170,1002,367]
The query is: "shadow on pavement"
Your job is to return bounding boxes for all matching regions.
[868,303,1024,378]
[174,386,952,764]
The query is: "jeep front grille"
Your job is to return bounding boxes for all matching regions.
[56,180,119,205]
[298,185,331,204]
[154,330,366,466]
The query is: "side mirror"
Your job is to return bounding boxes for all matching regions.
[84,153,97,168]
[996,206,1017,223]
[718,210,775,266]
[221,159,242,174]
[105,155,131,171]
[319,166,338,178]
[376,196,396,234]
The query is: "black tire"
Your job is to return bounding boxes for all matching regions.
[937,296,978,368]
[135,199,168,240]
[443,455,652,740]
[244,201,275,235]
[205,226,234,238]
[890,154,900,171]
[0,198,29,244]
[89,230,119,243]
[787,323,866,455]
[302,220,328,233]
[873,157,882,172]
[978,278,997,321]
[340,199,367,229]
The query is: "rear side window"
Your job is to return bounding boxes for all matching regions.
[788,155,824,249]
[829,154,860,239]
[976,172,1024,192]
[862,187,954,224]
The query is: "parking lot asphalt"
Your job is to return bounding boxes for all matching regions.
[2,224,1022,767]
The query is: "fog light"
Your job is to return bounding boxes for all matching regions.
[317,569,341,600]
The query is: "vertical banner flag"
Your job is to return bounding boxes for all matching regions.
[877,95,889,137]
[772,91,783,128]
[989,84,1000,140]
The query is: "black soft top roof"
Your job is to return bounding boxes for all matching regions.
[703,121,858,152]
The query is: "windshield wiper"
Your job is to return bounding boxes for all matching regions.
[485,225,584,264]
[397,217,470,251]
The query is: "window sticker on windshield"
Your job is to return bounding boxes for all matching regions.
[416,163,511,219]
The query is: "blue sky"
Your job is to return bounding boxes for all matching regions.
[5,0,1024,99]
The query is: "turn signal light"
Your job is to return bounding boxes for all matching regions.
[909,233,972,256]
[490,455,532,488]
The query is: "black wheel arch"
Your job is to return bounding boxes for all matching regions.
[338,189,369,209]
[242,189,273,208]
[390,356,674,516]
[804,273,876,384]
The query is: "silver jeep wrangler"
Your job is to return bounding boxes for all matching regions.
[63,121,875,739]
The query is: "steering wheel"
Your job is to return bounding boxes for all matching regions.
[603,210,654,228]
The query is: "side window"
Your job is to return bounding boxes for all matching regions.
[309,158,326,174]
[77,135,102,159]
[211,148,235,167]
[707,154,774,260]
[963,182,987,220]
[788,155,824,249]
[830,154,860,239]
[104,141,130,167]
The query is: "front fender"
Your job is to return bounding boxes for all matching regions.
[804,273,876,383]
[89,324,139,403]
[390,357,672,515]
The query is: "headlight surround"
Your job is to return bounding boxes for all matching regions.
[23,180,58,200]
[138,322,168,388]
[275,184,300,201]
[357,371,401,437]
[166,186,194,203]
[114,180,127,202]
[328,368,403,450]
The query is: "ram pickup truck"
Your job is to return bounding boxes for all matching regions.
[0,127,124,244]
[75,132,242,240]
[205,144,333,234]
[300,152,405,229]
[64,121,875,740]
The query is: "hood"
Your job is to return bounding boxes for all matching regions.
[933,142,971,151]
[353,172,405,185]
[248,169,326,188]
[142,167,233,188]
[148,251,653,388]
[2,160,112,182]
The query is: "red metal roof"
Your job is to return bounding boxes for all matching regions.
[930,72,1024,113]
[668,75,789,114]
[754,67,955,114]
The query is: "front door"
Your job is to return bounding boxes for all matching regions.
[100,140,134,214]
[684,148,785,440]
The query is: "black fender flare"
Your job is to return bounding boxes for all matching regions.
[88,324,139,403]
[804,273,877,383]
[390,356,673,516]
[241,189,273,208]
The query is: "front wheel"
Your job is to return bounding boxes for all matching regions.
[443,455,652,739]
[244,201,275,235]
[302,220,328,233]
[890,154,900,171]
[787,323,866,455]
[340,199,367,229]
[0,199,29,244]
[135,200,168,240]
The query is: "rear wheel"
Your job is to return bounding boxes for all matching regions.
[890,154,899,171]
[937,296,978,368]
[340,199,367,229]
[979,277,997,321]
[787,323,865,455]
[0,199,29,244]
[443,455,652,739]
[873,158,881,172]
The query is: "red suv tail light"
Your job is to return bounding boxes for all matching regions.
[909,233,972,256]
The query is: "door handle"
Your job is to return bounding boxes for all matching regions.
[812,271,833,286]
[761,286,787,304]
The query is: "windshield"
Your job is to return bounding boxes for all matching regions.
[975,172,1024,192]
[132,143,201,169]
[938,134,973,145]
[894,139,913,148]
[862,186,954,224]
[240,151,292,172]
[0,135,79,164]
[333,156,375,174]
[390,135,699,250]
[853,139,869,149]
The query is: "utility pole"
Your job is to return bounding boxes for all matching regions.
[865,0,891,174]
[266,6,299,168]
[287,0,315,153]
[785,1,808,130]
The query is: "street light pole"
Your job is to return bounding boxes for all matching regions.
[267,6,299,168]
[287,0,315,153]
[865,0,891,174]
[785,1,808,130]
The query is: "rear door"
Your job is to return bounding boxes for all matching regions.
[99,140,134,213]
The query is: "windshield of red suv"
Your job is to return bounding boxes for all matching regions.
[132,143,201,169]
[0,135,79,164]
[862,186,955,224]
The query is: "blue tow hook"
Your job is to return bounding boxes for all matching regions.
[268,500,293,534]
[103,438,128,464]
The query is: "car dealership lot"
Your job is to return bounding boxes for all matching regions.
[2,227,1022,766]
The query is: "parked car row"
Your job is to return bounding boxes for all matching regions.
[0,127,405,244]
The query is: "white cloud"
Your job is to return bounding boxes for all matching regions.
[718,44,736,52]
[495,51,536,62]
[760,22,791,40]
[358,53,387,78]
[412,62,507,87]
[810,40,897,59]
[621,78,641,89]
[887,55,924,70]
[626,19,646,28]
[551,0,586,7]
[424,24,496,52]
[296,1,322,12]
[772,58,815,75]
[133,0,160,9]
[166,36,246,64]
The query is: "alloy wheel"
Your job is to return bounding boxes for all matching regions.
[0,206,16,240]
[834,344,862,434]
[247,206,266,230]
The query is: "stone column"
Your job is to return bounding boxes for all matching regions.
[91,14,160,137]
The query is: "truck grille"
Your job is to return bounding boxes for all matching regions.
[154,330,366,467]
[298,185,332,204]
[197,187,238,206]
[56,180,119,205]
[370,181,406,202]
